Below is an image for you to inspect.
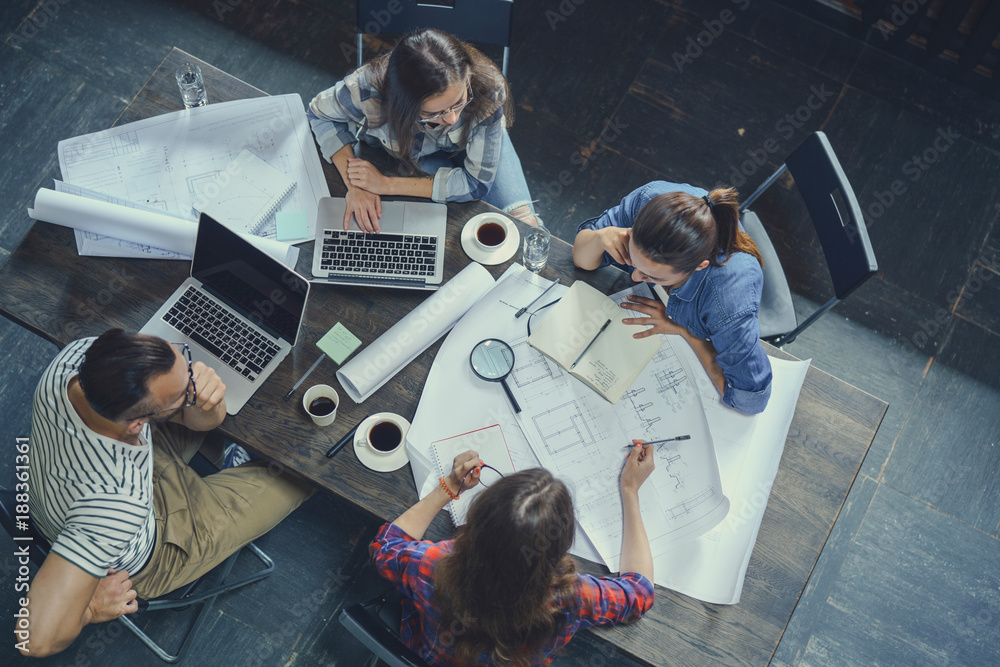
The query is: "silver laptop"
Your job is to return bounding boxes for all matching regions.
[141,213,310,415]
[310,197,447,290]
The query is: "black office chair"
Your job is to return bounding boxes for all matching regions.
[356,0,514,77]
[0,454,275,663]
[339,585,430,667]
[738,131,878,347]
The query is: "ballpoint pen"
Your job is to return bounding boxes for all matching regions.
[570,319,611,369]
[326,422,361,458]
[515,280,560,318]
[284,354,326,400]
[625,435,691,448]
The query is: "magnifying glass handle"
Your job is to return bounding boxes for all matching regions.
[501,378,521,413]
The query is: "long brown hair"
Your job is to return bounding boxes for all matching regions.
[364,28,514,171]
[434,469,578,665]
[631,187,763,273]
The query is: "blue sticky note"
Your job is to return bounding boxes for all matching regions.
[275,210,309,241]
[316,322,362,365]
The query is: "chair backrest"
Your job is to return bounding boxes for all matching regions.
[356,0,514,76]
[340,587,430,667]
[782,132,878,301]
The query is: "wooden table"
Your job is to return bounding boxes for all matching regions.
[0,48,887,666]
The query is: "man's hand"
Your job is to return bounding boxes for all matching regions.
[345,186,382,233]
[191,361,225,413]
[84,569,138,625]
[621,295,688,338]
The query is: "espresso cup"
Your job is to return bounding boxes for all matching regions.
[359,419,403,455]
[473,218,507,251]
[302,384,339,426]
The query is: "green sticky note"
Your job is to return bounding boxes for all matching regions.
[275,210,309,241]
[316,322,362,365]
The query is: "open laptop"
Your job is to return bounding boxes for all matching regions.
[141,213,310,415]
[310,196,447,290]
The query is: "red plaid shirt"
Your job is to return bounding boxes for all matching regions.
[370,523,654,666]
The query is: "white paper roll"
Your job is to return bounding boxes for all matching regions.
[28,188,298,266]
[337,263,496,403]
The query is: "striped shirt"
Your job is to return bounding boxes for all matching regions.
[307,67,506,203]
[29,337,155,579]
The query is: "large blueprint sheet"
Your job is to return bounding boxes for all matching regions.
[57,95,329,250]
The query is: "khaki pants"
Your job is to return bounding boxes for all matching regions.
[130,422,314,599]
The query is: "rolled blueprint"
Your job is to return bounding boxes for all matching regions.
[337,262,496,403]
[27,188,298,266]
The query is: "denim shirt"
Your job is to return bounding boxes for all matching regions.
[578,181,772,414]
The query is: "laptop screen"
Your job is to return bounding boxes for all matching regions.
[191,214,309,343]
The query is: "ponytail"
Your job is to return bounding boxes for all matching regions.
[631,187,762,273]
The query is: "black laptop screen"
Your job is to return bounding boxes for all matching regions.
[191,214,308,343]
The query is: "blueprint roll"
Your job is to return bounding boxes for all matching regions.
[27,188,296,266]
[337,263,496,404]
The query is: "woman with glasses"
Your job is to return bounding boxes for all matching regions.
[369,447,656,666]
[308,28,539,232]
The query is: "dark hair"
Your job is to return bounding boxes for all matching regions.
[631,187,763,274]
[434,469,578,666]
[365,28,514,171]
[78,329,176,421]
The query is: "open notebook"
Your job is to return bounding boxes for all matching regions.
[193,149,295,235]
[431,425,516,526]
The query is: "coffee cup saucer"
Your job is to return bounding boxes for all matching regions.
[461,212,519,265]
[353,412,411,473]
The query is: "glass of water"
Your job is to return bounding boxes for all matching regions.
[175,63,207,109]
[522,224,550,273]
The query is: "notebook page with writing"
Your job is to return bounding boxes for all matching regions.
[431,425,517,526]
[193,149,296,235]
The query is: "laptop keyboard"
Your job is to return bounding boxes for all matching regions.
[319,230,438,277]
[162,286,281,380]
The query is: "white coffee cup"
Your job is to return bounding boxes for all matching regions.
[472,217,507,251]
[358,417,404,455]
[302,384,339,426]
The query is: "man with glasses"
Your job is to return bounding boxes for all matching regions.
[17,329,314,657]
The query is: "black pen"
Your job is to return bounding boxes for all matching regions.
[326,423,361,458]
[625,435,691,448]
[570,319,611,369]
[515,281,559,318]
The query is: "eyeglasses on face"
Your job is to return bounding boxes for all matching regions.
[417,86,473,125]
[131,343,197,422]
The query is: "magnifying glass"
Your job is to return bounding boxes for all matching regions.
[469,338,521,414]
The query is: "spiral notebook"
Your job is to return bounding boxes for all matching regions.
[193,149,296,235]
[431,424,517,526]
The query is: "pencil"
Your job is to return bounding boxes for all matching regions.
[625,435,691,448]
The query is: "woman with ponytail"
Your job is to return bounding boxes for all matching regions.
[573,181,772,414]
[370,448,656,666]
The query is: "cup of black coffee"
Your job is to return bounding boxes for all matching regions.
[360,419,403,455]
[473,218,507,251]
[302,384,339,426]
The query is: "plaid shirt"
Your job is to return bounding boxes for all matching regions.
[370,523,654,666]
[307,67,506,204]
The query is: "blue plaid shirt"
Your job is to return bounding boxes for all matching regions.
[371,523,654,666]
[307,67,506,203]
[578,181,773,414]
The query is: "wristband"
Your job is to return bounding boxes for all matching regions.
[439,477,460,501]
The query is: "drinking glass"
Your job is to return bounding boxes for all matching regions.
[522,224,550,273]
[175,63,207,108]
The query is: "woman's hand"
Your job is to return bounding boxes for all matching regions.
[621,295,688,338]
[447,450,483,496]
[621,443,655,494]
[344,187,382,233]
[347,158,391,195]
[597,227,632,266]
